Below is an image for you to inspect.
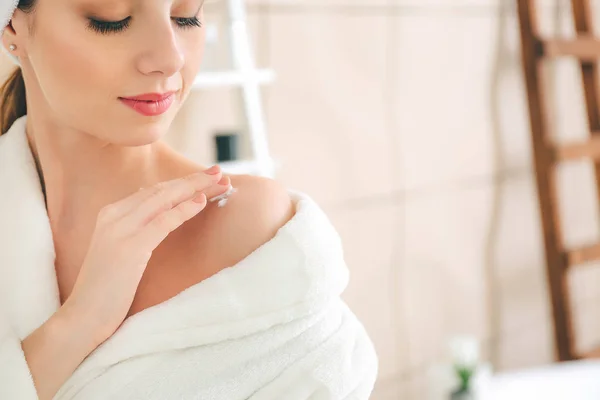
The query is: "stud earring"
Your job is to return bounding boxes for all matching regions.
[8,44,16,51]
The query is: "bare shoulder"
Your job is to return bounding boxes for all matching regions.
[222,174,295,226]
[129,174,296,317]
[190,174,296,268]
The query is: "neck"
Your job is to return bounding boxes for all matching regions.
[25,115,171,231]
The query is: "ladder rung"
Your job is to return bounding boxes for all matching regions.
[579,346,600,359]
[540,36,600,60]
[566,243,600,266]
[552,134,600,161]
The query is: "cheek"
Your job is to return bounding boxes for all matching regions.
[32,28,120,127]
[39,33,111,100]
[181,33,205,95]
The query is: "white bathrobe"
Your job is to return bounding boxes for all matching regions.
[0,115,379,400]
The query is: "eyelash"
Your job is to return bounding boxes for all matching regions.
[87,16,202,35]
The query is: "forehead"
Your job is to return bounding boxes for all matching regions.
[72,0,205,9]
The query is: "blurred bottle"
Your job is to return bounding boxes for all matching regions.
[214,132,239,162]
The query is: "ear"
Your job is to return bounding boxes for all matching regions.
[4,8,20,35]
[6,18,15,34]
[2,10,25,57]
[1,23,15,50]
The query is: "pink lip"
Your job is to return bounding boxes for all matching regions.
[121,91,176,101]
[119,93,175,116]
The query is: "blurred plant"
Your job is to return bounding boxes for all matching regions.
[449,336,480,395]
[454,364,475,392]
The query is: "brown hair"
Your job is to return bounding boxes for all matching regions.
[0,0,36,135]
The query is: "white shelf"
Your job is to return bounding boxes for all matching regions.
[195,0,276,180]
[218,158,278,176]
[193,69,276,89]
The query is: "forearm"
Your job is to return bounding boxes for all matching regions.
[21,304,104,400]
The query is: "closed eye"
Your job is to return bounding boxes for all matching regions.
[87,16,202,35]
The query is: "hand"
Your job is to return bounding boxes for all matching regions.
[62,165,231,343]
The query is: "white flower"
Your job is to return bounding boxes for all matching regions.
[449,336,479,369]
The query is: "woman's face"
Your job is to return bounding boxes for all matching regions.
[8,0,205,146]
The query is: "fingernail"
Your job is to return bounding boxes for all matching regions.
[193,193,206,203]
[217,175,230,186]
[204,165,220,175]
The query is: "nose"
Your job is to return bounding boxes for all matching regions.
[136,19,185,77]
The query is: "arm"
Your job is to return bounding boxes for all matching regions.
[1,303,104,400]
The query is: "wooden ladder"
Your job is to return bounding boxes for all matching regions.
[517,0,600,362]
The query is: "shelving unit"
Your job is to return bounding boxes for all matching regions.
[192,0,278,178]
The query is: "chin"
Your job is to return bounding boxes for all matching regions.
[130,132,165,146]
[115,126,167,147]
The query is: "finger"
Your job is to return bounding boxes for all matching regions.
[208,177,235,203]
[109,168,222,221]
[124,171,219,228]
[124,167,221,215]
[136,193,207,247]
[206,175,232,202]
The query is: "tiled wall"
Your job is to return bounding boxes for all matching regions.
[141,0,600,397]
[2,0,600,399]
[175,1,600,398]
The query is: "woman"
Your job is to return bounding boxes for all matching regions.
[0,0,379,399]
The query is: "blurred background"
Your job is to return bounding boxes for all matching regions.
[3,0,600,398]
